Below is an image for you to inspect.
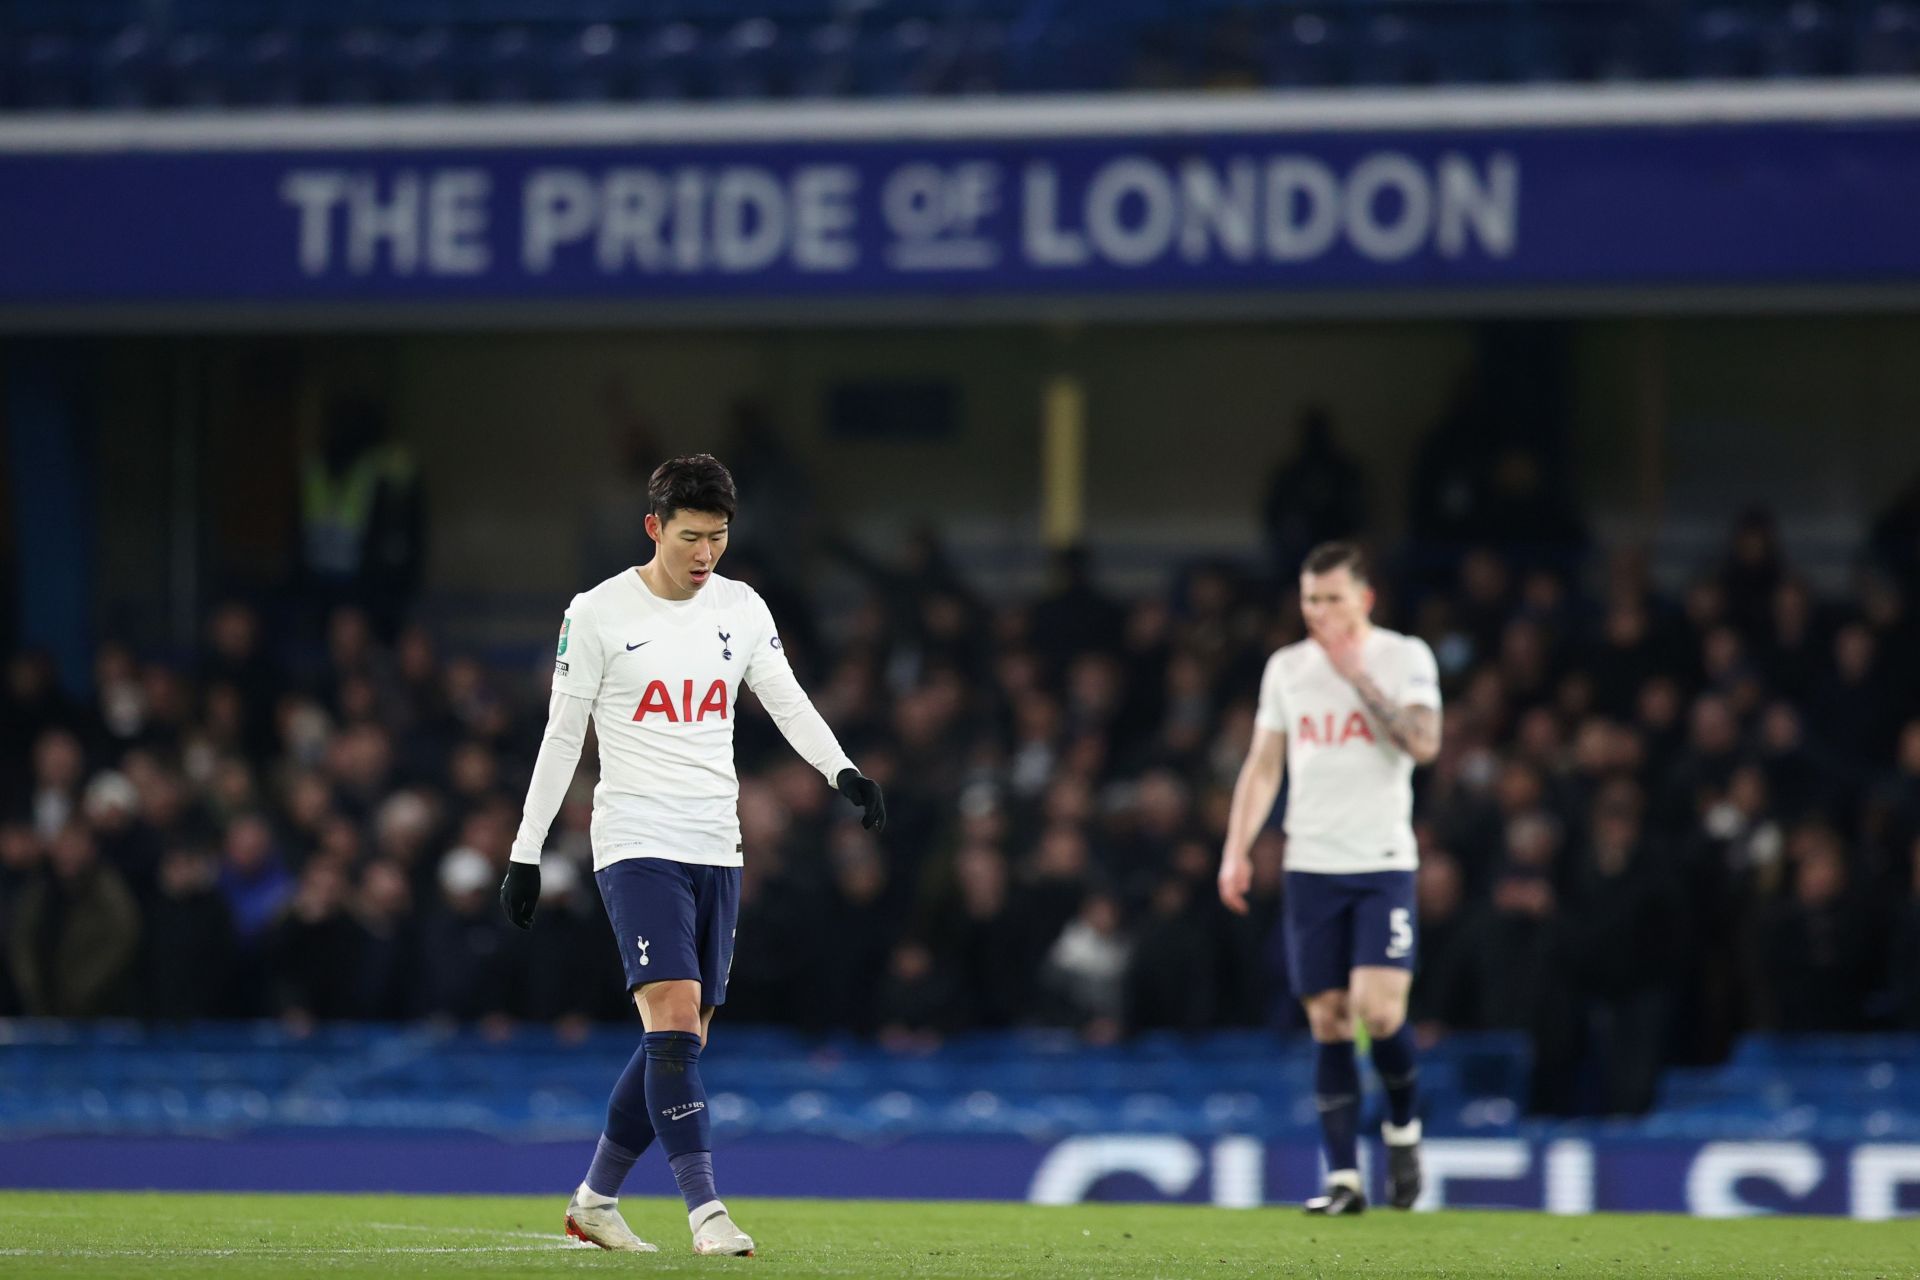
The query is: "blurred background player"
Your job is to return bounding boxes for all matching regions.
[1219,541,1442,1214]
[498,453,886,1254]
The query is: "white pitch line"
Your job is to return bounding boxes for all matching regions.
[0,1245,579,1257]
[367,1220,569,1242]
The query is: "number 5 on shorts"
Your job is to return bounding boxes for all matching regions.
[1386,907,1413,960]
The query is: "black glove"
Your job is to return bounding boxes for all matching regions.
[500,861,541,930]
[835,768,887,832]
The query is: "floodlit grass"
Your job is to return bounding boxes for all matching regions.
[1,1191,1915,1278]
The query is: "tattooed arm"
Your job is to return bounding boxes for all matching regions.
[1348,672,1443,765]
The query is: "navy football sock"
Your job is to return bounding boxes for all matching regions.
[643,1031,718,1212]
[584,1042,655,1199]
[1314,1039,1361,1176]
[1370,1024,1420,1129]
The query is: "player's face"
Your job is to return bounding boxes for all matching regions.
[1299,567,1373,639]
[647,508,729,596]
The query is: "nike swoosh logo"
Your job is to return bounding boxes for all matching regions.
[626,641,650,651]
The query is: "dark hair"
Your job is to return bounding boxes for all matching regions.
[648,454,737,526]
[1301,540,1369,584]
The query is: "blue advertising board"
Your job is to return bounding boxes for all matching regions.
[8,1134,1920,1218]
[4,88,1920,313]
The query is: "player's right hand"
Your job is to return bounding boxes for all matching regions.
[500,862,541,930]
[1217,852,1253,916]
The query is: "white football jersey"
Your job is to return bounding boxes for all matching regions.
[1254,627,1441,874]
[553,569,852,870]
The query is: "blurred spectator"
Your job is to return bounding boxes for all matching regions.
[7,824,140,1016]
[1260,406,1365,582]
[415,846,515,1024]
[1557,781,1682,1115]
[218,813,294,945]
[1040,890,1131,1042]
[1759,579,1824,703]
[82,770,159,898]
[1407,846,1477,1041]
[934,840,1028,1029]
[1869,468,1920,597]
[348,857,416,1021]
[144,846,238,1020]
[91,642,148,755]
[270,858,362,1028]
[1674,763,1783,1063]
[1719,507,1785,640]
[1459,813,1574,1110]
[579,379,663,581]
[0,822,46,1014]
[1890,837,1920,1030]
[202,601,281,756]
[815,827,895,1034]
[1125,869,1218,1031]
[1030,546,1125,673]
[509,855,612,1031]
[2,652,77,814]
[28,727,85,839]
[723,397,819,581]
[1754,823,1881,1032]
[1589,596,1660,721]
[1863,720,1920,888]
[299,396,424,639]
[875,937,962,1050]
[1811,622,1897,771]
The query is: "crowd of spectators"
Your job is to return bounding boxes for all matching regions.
[5,488,1920,1118]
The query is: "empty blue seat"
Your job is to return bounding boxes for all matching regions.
[1763,0,1846,76]
[1687,6,1765,78]
[1351,12,1434,87]
[707,17,787,100]
[162,31,235,108]
[1857,0,1920,72]
[789,21,855,98]
[308,25,395,105]
[1264,12,1353,89]
[387,27,464,104]
[550,22,633,102]
[230,28,303,107]
[851,19,946,97]
[635,21,707,101]
[470,24,546,103]
[1428,12,1516,85]
[89,24,164,108]
[15,30,85,109]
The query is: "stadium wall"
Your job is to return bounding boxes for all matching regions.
[81,316,1920,615]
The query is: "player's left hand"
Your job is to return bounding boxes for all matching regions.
[836,768,887,831]
[1314,624,1368,683]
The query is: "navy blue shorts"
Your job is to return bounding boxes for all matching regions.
[595,856,741,1004]
[1282,870,1417,998]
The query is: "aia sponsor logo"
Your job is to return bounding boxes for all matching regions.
[633,678,730,723]
[1297,711,1376,746]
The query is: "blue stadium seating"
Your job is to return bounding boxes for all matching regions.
[4,1023,1915,1144]
[0,0,1909,110]
[0,1023,1509,1142]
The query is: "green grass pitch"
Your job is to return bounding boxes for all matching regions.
[3,1191,1916,1278]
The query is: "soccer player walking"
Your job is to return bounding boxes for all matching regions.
[501,454,886,1254]
[1218,542,1442,1215]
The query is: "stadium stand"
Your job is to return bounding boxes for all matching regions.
[4,0,1920,109]
[6,485,1920,1123]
